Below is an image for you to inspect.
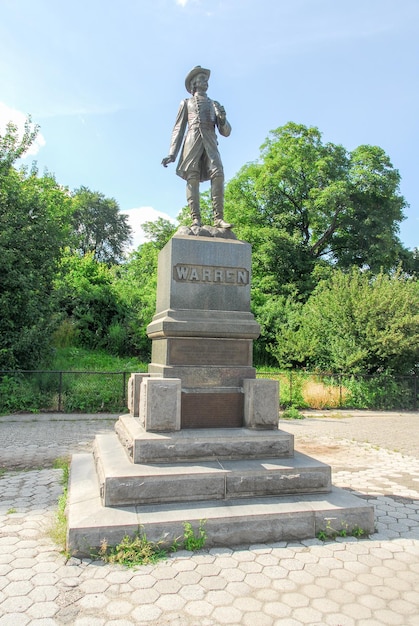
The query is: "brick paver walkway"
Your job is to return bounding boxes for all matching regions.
[0,411,418,625]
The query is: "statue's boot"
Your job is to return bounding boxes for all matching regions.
[186,176,201,227]
[211,175,233,229]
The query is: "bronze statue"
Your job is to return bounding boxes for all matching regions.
[162,66,232,229]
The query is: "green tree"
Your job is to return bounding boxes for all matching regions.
[225,123,408,298]
[141,217,176,248]
[0,116,39,175]
[274,268,419,375]
[71,186,132,264]
[53,251,128,352]
[0,163,72,369]
[113,242,160,358]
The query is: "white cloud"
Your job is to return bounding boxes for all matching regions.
[122,206,177,251]
[0,102,46,157]
[176,0,190,6]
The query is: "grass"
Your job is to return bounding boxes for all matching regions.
[302,380,350,410]
[51,346,147,373]
[183,520,207,551]
[96,531,174,567]
[94,520,208,567]
[280,406,305,420]
[0,346,148,415]
[307,411,353,419]
[49,457,71,557]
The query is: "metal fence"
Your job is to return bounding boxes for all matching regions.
[0,370,135,414]
[257,370,419,411]
[1,369,418,413]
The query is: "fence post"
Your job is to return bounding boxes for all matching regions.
[339,374,343,407]
[414,374,418,411]
[289,370,293,406]
[58,371,63,412]
[123,372,127,406]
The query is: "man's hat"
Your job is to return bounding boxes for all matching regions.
[185,66,210,94]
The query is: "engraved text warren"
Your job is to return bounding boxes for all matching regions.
[173,264,249,285]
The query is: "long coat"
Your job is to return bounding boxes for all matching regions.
[168,95,231,182]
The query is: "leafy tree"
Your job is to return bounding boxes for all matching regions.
[71,186,132,264]
[0,116,39,175]
[225,123,408,299]
[53,251,128,353]
[141,217,176,248]
[272,268,419,375]
[112,242,160,358]
[0,163,72,369]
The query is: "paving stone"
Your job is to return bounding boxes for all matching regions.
[77,593,109,609]
[232,596,262,612]
[153,577,182,594]
[263,601,292,618]
[155,593,186,611]
[200,575,228,590]
[280,591,310,609]
[1,413,419,625]
[105,600,133,616]
[0,614,30,626]
[211,605,244,624]
[184,599,214,616]
[130,603,163,622]
[291,605,323,624]
[178,584,206,601]
[26,601,59,618]
[241,611,273,625]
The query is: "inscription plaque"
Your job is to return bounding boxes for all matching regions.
[168,338,251,366]
[181,391,244,428]
[173,263,249,285]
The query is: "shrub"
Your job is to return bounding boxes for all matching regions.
[302,379,350,409]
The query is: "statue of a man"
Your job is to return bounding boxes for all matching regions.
[162,66,232,229]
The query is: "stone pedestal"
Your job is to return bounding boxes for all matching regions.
[146,234,264,429]
[67,232,375,554]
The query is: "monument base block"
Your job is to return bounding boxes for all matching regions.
[66,234,374,553]
[67,451,375,554]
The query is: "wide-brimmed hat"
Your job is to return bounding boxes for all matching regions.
[185,66,210,94]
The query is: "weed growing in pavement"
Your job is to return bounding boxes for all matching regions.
[49,458,71,558]
[183,520,207,551]
[96,531,171,567]
[281,406,305,420]
[94,520,208,567]
[52,456,70,485]
[317,518,367,541]
[6,507,17,514]
[351,525,365,538]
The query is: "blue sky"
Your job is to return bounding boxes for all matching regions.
[1,0,418,250]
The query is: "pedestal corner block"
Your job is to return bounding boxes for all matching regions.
[243,378,279,429]
[127,372,150,417]
[139,377,181,431]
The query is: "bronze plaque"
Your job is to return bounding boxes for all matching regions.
[169,338,251,366]
[181,392,244,428]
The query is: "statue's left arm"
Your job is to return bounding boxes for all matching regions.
[213,100,231,137]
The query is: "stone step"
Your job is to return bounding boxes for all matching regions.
[94,433,331,507]
[67,452,375,556]
[115,415,294,463]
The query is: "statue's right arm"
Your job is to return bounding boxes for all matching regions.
[162,100,188,166]
[161,155,175,167]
